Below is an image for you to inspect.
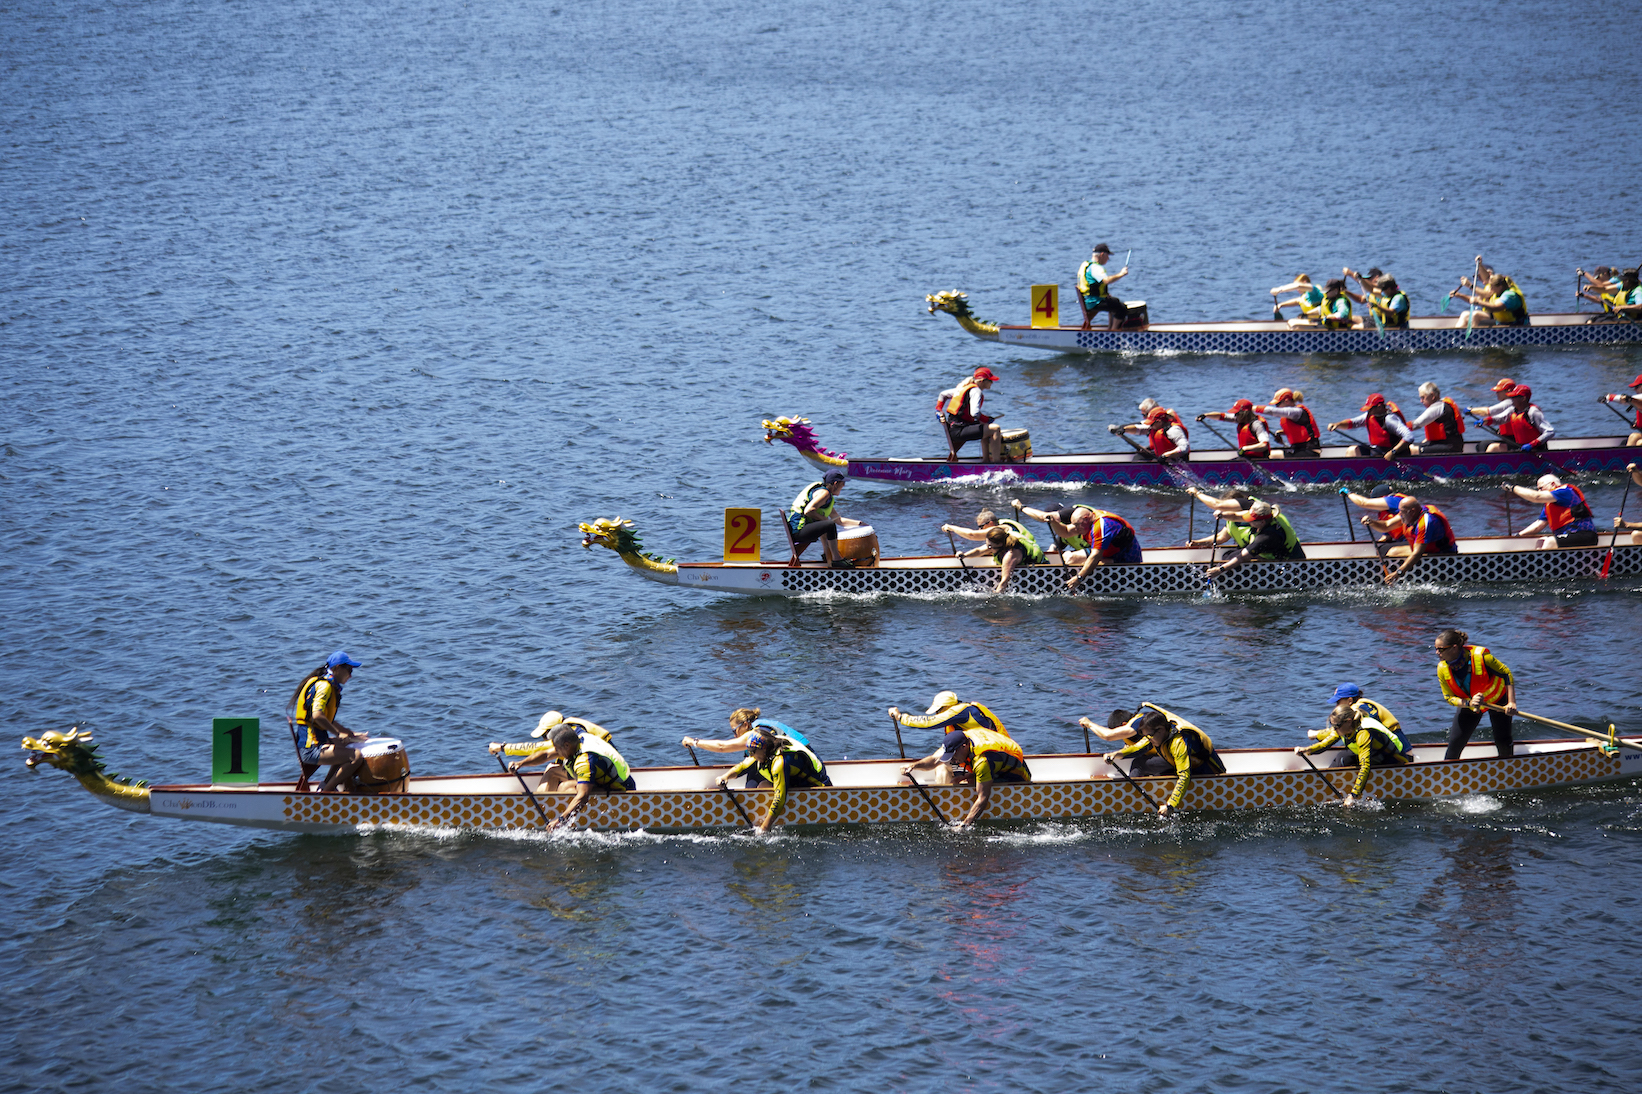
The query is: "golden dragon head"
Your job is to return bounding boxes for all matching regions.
[22,727,152,811]
[925,290,1000,337]
[578,517,676,576]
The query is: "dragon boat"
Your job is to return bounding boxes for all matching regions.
[578,516,1642,598]
[22,725,1642,834]
[762,416,1637,488]
[926,290,1642,355]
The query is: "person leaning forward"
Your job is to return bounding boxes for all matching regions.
[1369,495,1458,584]
[902,727,1031,828]
[1064,508,1143,588]
[788,470,863,567]
[683,706,814,788]
[1077,243,1130,330]
[889,690,1015,786]
[1202,499,1305,577]
[287,649,369,792]
[1102,703,1225,818]
[1435,629,1516,759]
[718,725,831,834]
[490,709,614,763]
[1296,700,1413,806]
[944,508,1044,592]
[1505,474,1598,549]
[509,725,635,830]
[1328,393,1413,459]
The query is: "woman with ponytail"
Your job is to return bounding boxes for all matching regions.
[1434,630,1516,760]
[287,649,369,791]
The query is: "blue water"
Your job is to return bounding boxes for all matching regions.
[4,1,1641,1090]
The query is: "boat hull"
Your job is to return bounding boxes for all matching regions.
[659,539,1641,597]
[843,438,1636,487]
[143,737,1642,834]
[981,314,1642,355]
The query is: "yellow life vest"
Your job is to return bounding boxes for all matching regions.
[1322,294,1354,329]
[789,482,835,526]
[1140,702,1224,772]
[1351,698,1401,735]
[1078,260,1109,300]
[964,727,1024,760]
[576,733,631,782]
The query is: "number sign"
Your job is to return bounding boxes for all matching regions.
[724,508,761,562]
[1030,284,1059,329]
[212,718,259,784]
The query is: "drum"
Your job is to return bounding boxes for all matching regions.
[1001,428,1032,462]
[836,525,880,566]
[1117,301,1149,329]
[351,737,410,794]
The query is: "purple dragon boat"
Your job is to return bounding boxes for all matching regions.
[761,417,1636,488]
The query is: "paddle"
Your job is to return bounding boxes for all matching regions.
[1602,397,1637,431]
[888,714,907,760]
[1338,487,1357,542]
[1329,427,1432,483]
[1187,491,1195,546]
[684,743,701,766]
[1600,474,1633,579]
[496,754,557,828]
[1103,754,1162,811]
[905,771,950,827]
[946,529,970,573]
[719,781,755,829]
[1112,428,1208,491]
[1196,417,1294,489]
[1479,702,1642,754]
[1198,512,1224,595]
[1297,749,1346,802]
[1464,257,1483,344]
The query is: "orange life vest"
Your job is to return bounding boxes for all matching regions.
[1437,645,1509,705]
[1497,406,1543,447]
[1423,398,1467,443]
[944,378,984,423]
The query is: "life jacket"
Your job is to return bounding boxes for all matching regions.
[963,727,1025,764]
[751,718,810,748]
[1059,506,1096,551]
[1138,703,1226,774]
[1497,406,1543,447]
[1236,415,1271,451]
[1364,403,1406,449]
[1437,645,1510,706]
[1336,713,1412,758]
[1351,698,1401,736]
[561,717,613,744]
[1373,291,1410,328]
[1423,398,1466,443]
[1227,513,1302,559]
[1410,503,1456,553]
[789,482,835,529]
[297,673,342,747]
[1147,423,1179,457]
[1088,510,1136,557]
[944,377,985,422]
[1488,287,1528,325]
[757,740,830,788]
[1298,285,1325,317]
[576,733,631,783]
[995,518,1046,564]
[1322,294,1354,329]
[1543,485,1594,532]
[1277,405,1320,447]
[1078,260,1109,301]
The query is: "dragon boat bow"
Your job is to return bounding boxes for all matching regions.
[23,726,1642,834]
[763,416,1636,488]
[926,290,1642,355]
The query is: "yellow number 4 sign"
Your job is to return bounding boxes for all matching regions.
[1030,284,1059,328]
[724,508,761,562]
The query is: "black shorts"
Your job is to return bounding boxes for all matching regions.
[948,421,986,445]
[1419,440,1462,453]
[1554,527,1599,547]
[792,518,840,547]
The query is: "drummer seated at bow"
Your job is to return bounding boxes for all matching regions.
[1197,500,1306,577]
[1480,384,1555,453]
[1367,496,1457,585]
[788,471,863,568]
[1451,272,1529,327]
[943,508,1045,592]
[1076,243,1131,330]
[490,709,614,763]
[1327,393,1413,459]
[1271,274,1324,326]
[890,691,1015,787]
[1198,399,1274,458]
[1110,406,1189,461]
[901,727,1030,828]
[511,726,635,829]
[717,727,831,834]
[1506,474,1599,549]
[938,367,1005,462]
[1253,388,1322,456]
[1102,704,1225,818]
[684,706,814,788]
[1295,700,1413,807]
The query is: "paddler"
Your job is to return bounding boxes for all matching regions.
[1576,266,1621,312]
[1435,629,1517,759]
[1466,376,1519,426]
[1063,507,1143,588]
[1601,374,1642,446]
[1612,268,1642,320]
[1110,406,1189,460]
[943,508,1045,592]
[1198,399,1273,459]
[1253,388,1321,456]
[511,725,635,829]
[1327,393,1413,459]
[1481,384,1555,453]
[1011,500,1099,563]
[1369,496,1458,584]
[1505,474,1598,548]
[899,716,1030,827]
[1615,463,1642,543]
[683,706,815,788]
[717,726,831,834]
[1317,278,1354,329]
[939,366,1005,462]
[788,470,865,567]
[1352,271,1411,329]
[1451,272,1529,327]
[1342,265,1384,309]
[287,650,370,793]
[1102,704,1225,818]
[1389,382,1467,457]
[889,691,1014,787]
[1295,700,1413,806]
[1076,243,1131,330]
[1322,683,1402,739]
[1202,500,1305,577]
[1079,708,1150,748]
[1272,274,1325,327]
[489,709,615,765]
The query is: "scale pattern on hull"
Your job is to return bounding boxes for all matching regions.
[1050,321,1642,355]
[774,545,1640,596]
[277,746,1621,832]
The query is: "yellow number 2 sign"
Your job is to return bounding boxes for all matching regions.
[723,508,761,562]
[1030,284,1059,328]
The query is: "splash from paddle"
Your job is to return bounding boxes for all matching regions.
[1196,416,1295,491]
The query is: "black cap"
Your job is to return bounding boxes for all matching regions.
[1093,242,1111,255]
[822,471,845,485]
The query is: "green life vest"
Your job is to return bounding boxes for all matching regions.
[789,482,835,529]
[1226,513,1301,559]
[996,518,1045,565]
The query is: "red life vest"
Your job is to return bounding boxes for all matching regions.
[1147,425,1175,456]
[1364,402,1406,448]
[943,378,984,423]
[1278,405,1320,447]
[1497,405,1543,447]
[1237,417,1270,450]
[1423,398,1466,443]
[1543,485,1593,531]
[1088,509,1135,553]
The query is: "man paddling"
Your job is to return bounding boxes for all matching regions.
[1296,700,1413,806]
[1327,394,1413,459]
[1011,500,1099,564]
[943,508,1045,592]
[1064,508,1144,587]
[490,709,616,763]
[1388,382,1467,457]
[510,725,635,829]
[1602,374,1642,446]
[1435,629,1516,759]
[902,727,1030,828]
[1452,272,1529,327]
[1076,243,1130,330]
[1368,496,1457,584]
[1111,406,1189,459]
[890,691,1015,790]
[1481,384,1555,453]
[1506,474,1598,548]
[1102,705,1225,818]
[1201,500,1305,577]
[717,726,831,834]
[1199,399,1274,459]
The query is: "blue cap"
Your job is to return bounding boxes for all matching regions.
[936,729,970,763]
[327,650,362,669]
[1331,682,1362,701]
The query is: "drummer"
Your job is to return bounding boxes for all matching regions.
[943,508,1045,592]
[1295,700,1413,807]
[683,706,815,788]
[788,471,864,567]
[512,726,635,830]
[287,649,370,793]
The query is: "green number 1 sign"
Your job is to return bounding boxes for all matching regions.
[212,718,260,784]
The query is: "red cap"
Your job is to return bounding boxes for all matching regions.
[1628,374,1642,389]
[1362,393,1386,410]
[1144,407,1168,425]
[1230,399,1253,413]
[1510,384,1532,399]
[1271,388,1295,404]
[1491,377,1516,393]
[974,367,1000,382]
